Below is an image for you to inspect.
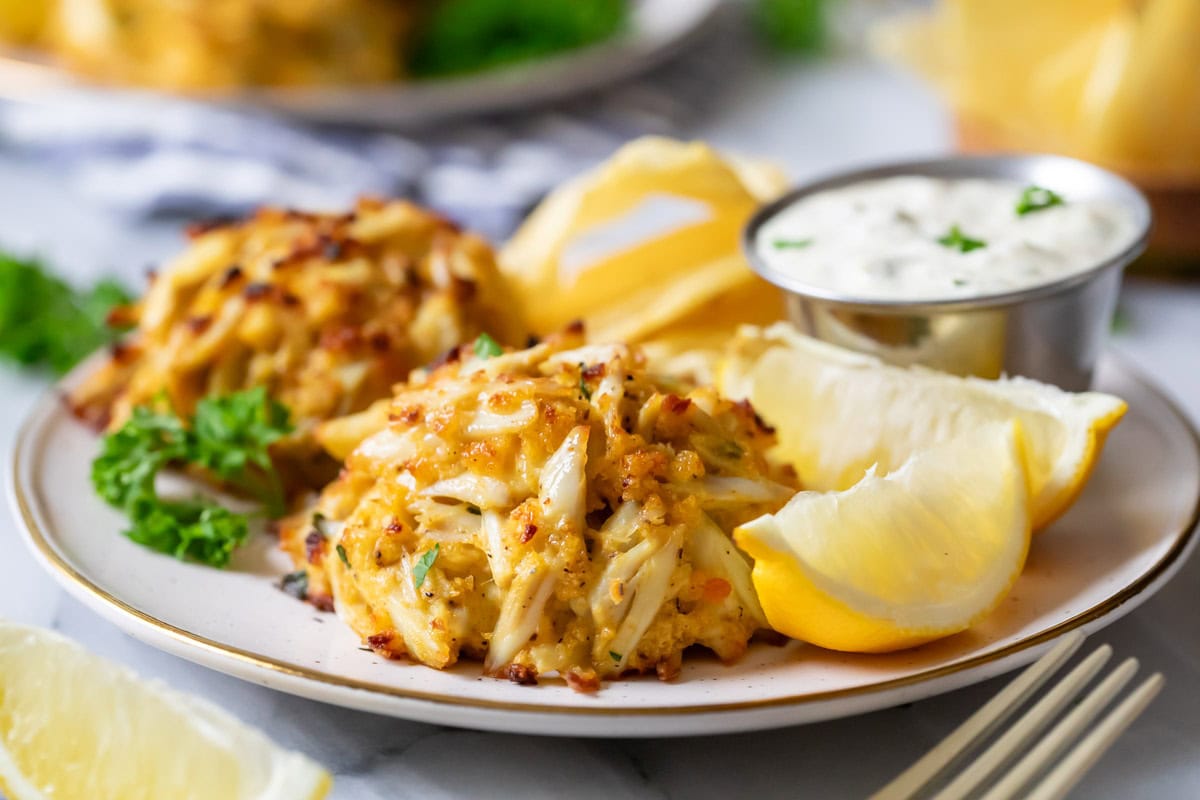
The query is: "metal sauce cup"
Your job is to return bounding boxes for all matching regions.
[743,155,1152,391]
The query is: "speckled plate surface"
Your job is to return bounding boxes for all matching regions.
[10,354,1199,737]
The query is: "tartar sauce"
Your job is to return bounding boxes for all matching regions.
[755,176,1139,302]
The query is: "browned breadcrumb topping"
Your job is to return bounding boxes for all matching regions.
[279,329,796,690]
[70,197,523,494]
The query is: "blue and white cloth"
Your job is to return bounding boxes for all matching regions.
[0,18,746,240]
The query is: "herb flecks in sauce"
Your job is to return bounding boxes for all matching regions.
[1016,186,1066,216]
[937,225,987,253]
[754,176,1137,301]
[771,238,813,250]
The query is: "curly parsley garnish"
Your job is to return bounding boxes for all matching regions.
[473,332,504,359]
[0,252,131,375]
[1016,185,1065,216]
[937,225,987,253]
[413,543,440,589]
[189,387,292,517]
[91,387,292,567]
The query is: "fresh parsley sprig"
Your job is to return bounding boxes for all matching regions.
[0,252,132,375]
[124,497,249,568]
[190,388,292,517]
[91,388,293,567]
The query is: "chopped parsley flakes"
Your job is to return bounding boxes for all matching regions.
[473,332,503,359]
[1016,185,1065,216]
[413,543,440,589]
[279,570,309,600]
[771,238,813,250]
[937,225,987,253]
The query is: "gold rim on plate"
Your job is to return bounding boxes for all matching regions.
[9,358,1200,719]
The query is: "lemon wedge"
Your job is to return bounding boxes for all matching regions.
[0,622,331,800]
[735,422,1031,652]
[719,324,1125,529]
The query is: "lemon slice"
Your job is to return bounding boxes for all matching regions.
[719,324,1126,529]
[735,422,1031,652]
[0,622,330,800]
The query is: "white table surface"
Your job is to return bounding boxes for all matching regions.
[1,51,1198,800]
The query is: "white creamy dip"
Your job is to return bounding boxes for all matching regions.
[755,176,1139,302]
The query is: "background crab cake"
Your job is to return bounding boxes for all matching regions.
[70,197,524,493]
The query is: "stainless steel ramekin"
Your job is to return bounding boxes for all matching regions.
[742,155,1152,390]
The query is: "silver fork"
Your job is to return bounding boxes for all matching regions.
[871,632,1164,800]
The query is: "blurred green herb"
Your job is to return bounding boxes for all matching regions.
[0,252,132,375]
[409,0,626,78]
[772,238,813,250]
[753,0,827,53]
[578,362,592,400]
[474,332,504,359]
[280,570,309,600]
[1016,186,1065,216]
[1111,306,1131,334]
[937,225,987,253]
[91,388,292,568]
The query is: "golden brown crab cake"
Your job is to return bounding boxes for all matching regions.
[48,0,414,89]
[70,197,523,493]
[280,329,796,689]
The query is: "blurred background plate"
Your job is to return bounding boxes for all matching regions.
[0,0,720,127]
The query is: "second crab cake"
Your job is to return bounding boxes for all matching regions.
[70,198,523,493]
[281,328,797,690]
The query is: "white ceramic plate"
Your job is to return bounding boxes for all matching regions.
[10,355,1199,737]
[0,0,718,127]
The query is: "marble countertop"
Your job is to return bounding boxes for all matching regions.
[2,52,1198,800]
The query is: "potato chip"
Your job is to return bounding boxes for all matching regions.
[500,137,788,345]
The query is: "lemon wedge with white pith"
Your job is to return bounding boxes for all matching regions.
[0,622,330,800]
[735,423,1031,653]
[719,323,1125,529]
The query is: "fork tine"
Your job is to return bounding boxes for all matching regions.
[870,631,1086,800]
[1023,673,1164,800]
[981,658,1140,800]
[931,645,1113,800]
